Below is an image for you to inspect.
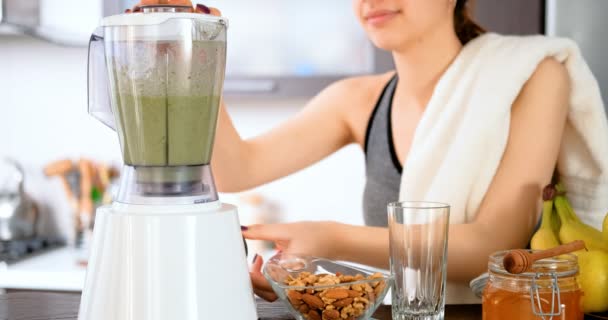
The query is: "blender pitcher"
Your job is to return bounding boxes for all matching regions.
[81,6,257,320]
[88,5,226,204]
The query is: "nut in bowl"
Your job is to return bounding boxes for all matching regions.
[263,253,392,320]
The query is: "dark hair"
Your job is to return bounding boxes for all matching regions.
[454,0,485,45]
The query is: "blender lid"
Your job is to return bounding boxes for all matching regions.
[102,12,227,28]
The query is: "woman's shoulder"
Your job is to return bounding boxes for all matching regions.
[312,72,396,144]
[335,72,395,88]
[515,56,570,112]
[532,57,569,82]
[464,33,572,103]
[321,72,396,106]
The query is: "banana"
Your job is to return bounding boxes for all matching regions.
[530,199,561,250]
[554,195,608,252]
[603,212,608,242]
[551,208,561,235]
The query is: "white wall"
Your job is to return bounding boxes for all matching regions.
[0,35,366,243]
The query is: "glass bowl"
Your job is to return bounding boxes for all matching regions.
[262,252,392,320]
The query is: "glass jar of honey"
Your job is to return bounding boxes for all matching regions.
[482,250,583,320]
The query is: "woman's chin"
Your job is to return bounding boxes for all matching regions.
[369,32,423,53]
[369,36,404,52]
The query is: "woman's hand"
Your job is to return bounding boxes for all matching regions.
[244,221,345,302]
[249,254,278,302]
[125,1,221,15]
[243,221,345,258]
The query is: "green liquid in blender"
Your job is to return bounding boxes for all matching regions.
[168,95,220,165]
[108,40,225,167]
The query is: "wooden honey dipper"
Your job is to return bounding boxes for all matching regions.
[503,240,586,274]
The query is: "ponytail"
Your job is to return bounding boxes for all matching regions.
[454,0,485,45]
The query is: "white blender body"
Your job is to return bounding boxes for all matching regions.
[79,202,256,319]
[81,5,257,319]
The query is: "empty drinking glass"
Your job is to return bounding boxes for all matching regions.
[388,202,450,320]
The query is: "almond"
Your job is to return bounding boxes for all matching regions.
[287,290,303,304]
[298,304,309,314]
[347,290,363,298]
[322,309,340,320]
[324,288,349,299]
[302,293,324,309]
[287,290,303,300]
[332,297,353,308]
[307,310,321,320]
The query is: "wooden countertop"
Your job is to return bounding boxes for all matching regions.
[0,291,481,319]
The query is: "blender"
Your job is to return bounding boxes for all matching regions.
[81,3,257,319]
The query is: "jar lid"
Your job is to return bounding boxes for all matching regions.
[489,250,578,278]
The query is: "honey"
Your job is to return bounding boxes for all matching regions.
[483,285,583,320]
[482,250,583,320]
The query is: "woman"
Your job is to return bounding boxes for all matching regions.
[209,0,571,301]
[130,0,571,301]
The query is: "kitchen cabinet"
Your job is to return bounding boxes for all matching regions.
[0,0,108,46]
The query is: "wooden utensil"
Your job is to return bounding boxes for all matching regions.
[503,240,586,274]
[44,159,78,211]
[78,159,94,231]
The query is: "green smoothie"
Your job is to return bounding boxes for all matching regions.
[107,40,226,167]
[168,95,220,165]
[116,95,168,166]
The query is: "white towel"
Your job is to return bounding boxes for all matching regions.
[397,33,608,304]
[398,33,608,229]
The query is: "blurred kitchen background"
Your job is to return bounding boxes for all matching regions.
[0,0,607,269]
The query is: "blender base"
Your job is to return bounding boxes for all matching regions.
[78,201,258,319]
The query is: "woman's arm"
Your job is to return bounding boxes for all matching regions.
[337,57,571,281]
[212,78,370,192]
[245,58,571,283]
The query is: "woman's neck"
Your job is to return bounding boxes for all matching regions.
[392,26,463,103]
